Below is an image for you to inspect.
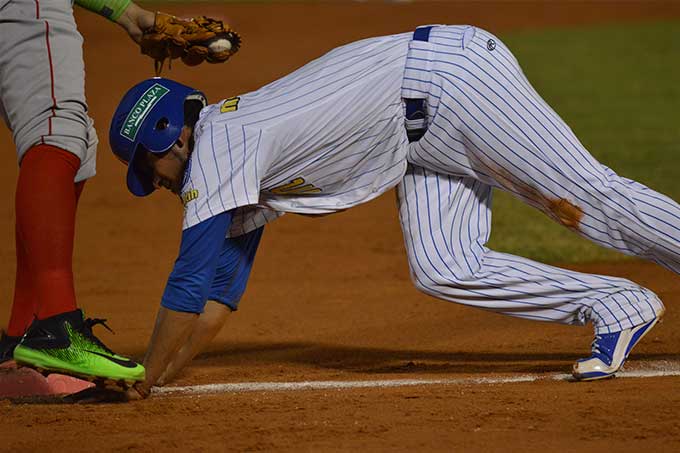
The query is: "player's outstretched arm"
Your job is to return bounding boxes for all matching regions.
[155,226,264,386]
[74,0,154,43]
[130,306,199,398]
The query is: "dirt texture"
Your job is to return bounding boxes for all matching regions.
[2,1,680,452]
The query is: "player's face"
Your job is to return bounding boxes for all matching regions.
[145,126,193,195]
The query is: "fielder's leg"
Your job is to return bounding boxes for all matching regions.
[1,0,143,385]
[1,0,97,337]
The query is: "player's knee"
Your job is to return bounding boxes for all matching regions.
[409,271,468,298]
[15,103,90,161]
[408,259,484,292]
[411,278,440,297]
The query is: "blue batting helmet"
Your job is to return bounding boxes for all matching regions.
[109,77,206,196]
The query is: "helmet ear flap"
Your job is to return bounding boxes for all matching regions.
[184,97,206,129]
[126,144,156,197]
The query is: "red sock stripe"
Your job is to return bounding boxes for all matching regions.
[35,0,39,19]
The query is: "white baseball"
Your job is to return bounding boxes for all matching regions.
[208,38,232,53]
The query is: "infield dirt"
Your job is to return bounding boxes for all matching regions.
[1,1,680,452]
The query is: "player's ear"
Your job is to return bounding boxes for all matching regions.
[174,126,192,148]
[172,126,194,162]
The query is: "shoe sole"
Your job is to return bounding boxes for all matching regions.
[15,362,138,390]
[13,346,143,388]
[573,313,662,381]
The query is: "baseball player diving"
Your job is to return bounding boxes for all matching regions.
[110,25,677,398]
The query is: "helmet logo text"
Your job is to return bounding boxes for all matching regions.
[120,84,170,141]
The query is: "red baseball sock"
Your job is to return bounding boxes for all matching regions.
[7,145,85,336]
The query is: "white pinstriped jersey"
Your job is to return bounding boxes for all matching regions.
[182,32,413,233]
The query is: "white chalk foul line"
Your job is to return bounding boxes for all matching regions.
[152,364,680,397]
[152,376,536,396]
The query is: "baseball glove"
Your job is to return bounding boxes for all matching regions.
[140,13,242,75]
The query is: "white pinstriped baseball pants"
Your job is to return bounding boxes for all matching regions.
[398,25,674,334]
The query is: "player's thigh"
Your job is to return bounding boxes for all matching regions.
[413,28,616,212]
[397,164,493,284]
[0,0,91,165]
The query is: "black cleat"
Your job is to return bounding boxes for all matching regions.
[0,331,21,364]
[13,309,145,384]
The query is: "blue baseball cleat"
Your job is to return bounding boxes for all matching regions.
[572,310,664,381]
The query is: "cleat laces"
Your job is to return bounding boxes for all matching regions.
[586,332,618,365]
[590,334,603,355]
[80,318,116,355]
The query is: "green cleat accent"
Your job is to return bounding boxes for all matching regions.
[13,309,145,383]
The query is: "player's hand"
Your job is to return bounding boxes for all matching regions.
[116,2,155,44]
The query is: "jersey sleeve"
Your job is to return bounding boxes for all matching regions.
[207,227,264,310]
[181,121,266,230]
[161,210,233,314]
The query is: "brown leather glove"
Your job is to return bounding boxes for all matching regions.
[140,12,241,75]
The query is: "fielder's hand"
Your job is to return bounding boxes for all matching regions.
[116,3,156,44]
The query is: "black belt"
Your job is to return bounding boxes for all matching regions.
[404,26,433,142]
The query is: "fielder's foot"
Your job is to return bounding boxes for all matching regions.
[0,331,20,364]
[13,309,145,387]
[572,311,663,381]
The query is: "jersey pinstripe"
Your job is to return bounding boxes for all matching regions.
[182,32,412,232]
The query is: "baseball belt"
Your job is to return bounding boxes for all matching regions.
[404,26,433,142]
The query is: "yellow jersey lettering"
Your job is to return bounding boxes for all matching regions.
[269,178,322,195]
[181,189,199,205]
[220,96,240,113]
